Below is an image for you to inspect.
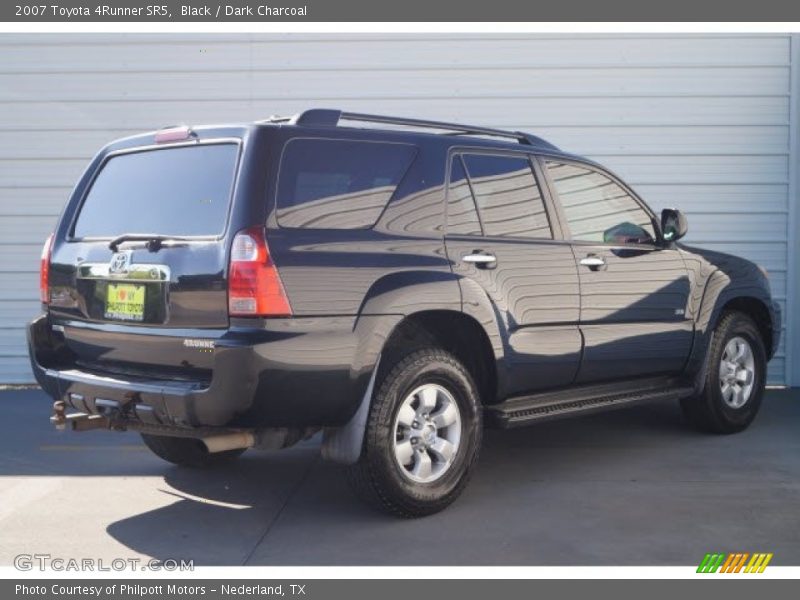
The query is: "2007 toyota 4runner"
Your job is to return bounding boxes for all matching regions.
[28,109,781,517]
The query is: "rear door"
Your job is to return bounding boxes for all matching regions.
[444,150,581,397]
[47,140,241,375]
[541,159,693,383]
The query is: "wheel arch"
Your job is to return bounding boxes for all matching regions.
[322,267,502,464]
[322,308,498,465]
[378,310,500,406]
[687,262,777,379]
[717,296,774,359]
[354,269,507,405]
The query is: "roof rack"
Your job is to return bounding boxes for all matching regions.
[262,109,558,150]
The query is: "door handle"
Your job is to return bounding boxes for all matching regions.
[462,252,497,269]
[579,255,606,270]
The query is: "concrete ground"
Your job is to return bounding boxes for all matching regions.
[0,388,798,566]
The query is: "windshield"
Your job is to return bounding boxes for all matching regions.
[72,143,239,239]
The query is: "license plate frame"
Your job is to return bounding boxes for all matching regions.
[104,282,146,322]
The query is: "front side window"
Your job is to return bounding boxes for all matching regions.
[276,138,416,229]
[461,154,552,239]
[546,162,655,245]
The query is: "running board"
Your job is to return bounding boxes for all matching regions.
[486,378,695,428]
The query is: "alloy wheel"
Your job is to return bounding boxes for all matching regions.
[392,383,462,483]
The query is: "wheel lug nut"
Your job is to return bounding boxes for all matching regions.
[411,437,418,445]
[412,420,419,428]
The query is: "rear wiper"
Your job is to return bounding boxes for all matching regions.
[108,234,192,252]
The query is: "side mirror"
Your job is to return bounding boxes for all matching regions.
[603,221,655,245]
[661,208,688,243]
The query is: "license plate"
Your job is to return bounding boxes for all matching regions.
[105,283,145,322]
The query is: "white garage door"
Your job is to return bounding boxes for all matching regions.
[0,33,793,384]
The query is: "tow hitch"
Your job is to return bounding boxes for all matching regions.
[49,400,315,453]
[50,400,66,430]
[49,400,265,453]
[50,401,110,432]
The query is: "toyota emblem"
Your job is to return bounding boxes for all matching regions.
[109,251,131,274]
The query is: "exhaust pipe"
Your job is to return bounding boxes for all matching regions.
[202,432,256,453]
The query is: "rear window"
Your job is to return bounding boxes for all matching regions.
[276,138,416,229]
[73,143,239,239]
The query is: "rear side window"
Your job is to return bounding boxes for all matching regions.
[73,143,238,239]
[276,139,416,229]
[461,154,552,239]
[447,156,482,236]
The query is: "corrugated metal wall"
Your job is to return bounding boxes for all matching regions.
[0,33,793,384]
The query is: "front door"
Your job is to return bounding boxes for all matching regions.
[543,159,693,383]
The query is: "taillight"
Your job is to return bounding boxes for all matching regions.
[228,227,292,317]
[40,233,54,304]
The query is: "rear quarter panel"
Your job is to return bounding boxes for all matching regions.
[263,127,454,317]
[250,128,465,424]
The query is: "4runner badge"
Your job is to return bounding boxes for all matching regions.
[183,339,215,351]
[108,251,131,275]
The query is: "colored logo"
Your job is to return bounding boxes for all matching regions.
[697,552,773,573]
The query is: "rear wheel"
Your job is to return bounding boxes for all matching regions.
[347,348,482,518]
[680,311,767,434]
[141,433,245,468]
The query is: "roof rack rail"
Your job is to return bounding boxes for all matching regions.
[264,109,558,150]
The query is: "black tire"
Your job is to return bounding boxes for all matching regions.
[680,311,767,434]
[140,433,246,468]
[347,348,482,518]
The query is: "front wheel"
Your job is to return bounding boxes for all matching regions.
[347,348,482,517]
[680,311,767,434]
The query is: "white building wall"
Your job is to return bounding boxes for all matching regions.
[0,33,793,384]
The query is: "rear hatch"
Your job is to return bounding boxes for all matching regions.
[47,138,242,379]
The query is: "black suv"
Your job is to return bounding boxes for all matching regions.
[28,109,781,517]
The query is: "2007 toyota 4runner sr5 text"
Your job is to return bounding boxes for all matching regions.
[28,109,782,517]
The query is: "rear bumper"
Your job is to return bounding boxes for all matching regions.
[28,314,257,428]
[28,313,395,430]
